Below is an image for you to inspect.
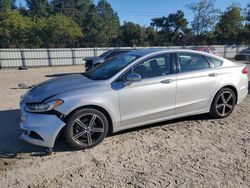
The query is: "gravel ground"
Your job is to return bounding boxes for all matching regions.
[0,65,250,188]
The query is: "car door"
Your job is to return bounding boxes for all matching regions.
[116,53,177,128]
[175,52,221,115]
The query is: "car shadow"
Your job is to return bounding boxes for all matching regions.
[0,109,73,158]
[0,110,44,158]
[0,109,212,158]
[45,72,83,78]
[0,81,249,158]
[110,113,213,138]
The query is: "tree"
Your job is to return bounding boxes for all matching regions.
[34,15,83,47]
[245,3,250,22]
[0,10,33,47]
[0,0,16,11]
[188,0,220,35]
[215,4,244,44]
[26,0,52,19]
[236,3,250,44]
[81,4,103,47]
[96,0,120,46]
[52,0,90,25]
[151,10,189,45]
[82,1,120,47]
[119,22,148,47]
[244,3,250,30]
[145,26,158,46]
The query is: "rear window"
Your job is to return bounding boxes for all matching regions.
[178,53,210,73]
[206,56,222,67]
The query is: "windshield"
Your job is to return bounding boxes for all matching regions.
[99,50,111,58]
[83,54,139,80]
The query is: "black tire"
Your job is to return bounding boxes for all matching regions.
[210,88,236,118]
[64,108,109,149]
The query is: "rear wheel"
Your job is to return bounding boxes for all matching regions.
[65,108,109,149]
[210,88,236,118]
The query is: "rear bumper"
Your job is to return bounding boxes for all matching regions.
[237,78,248,104]
[20,105,65,148]
[237,88,248,104]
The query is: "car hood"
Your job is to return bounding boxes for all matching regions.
[24,74,100,103]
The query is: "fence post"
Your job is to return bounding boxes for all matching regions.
[71,48,75,65]
[20,49,26,67]
[94,48,97,56]
[223,45,227,58]
[236,45,239,55]
[47,49,52,66]
[0,49,2,69]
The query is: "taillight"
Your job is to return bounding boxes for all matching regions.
[241,66,248,74]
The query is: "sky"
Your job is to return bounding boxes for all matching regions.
[16,0,249,26]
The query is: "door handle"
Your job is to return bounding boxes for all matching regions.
[208,73,218,77]
[161,79,174,84]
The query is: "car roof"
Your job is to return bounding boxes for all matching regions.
[127,48,200,56]
[126,48,225,60]
[109,49,134,52]
[127,48,169,56]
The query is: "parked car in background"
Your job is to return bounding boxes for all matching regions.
[20,49,248,150]
[193,46,221,56]
[235,48,250,62]
[84,49,134,71]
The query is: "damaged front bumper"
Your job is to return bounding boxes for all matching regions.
[19,102,66,148]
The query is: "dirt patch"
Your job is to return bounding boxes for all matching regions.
[0,159,15,175]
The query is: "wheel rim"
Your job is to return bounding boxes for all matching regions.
[71,113,105,147]
[216,91,234,117]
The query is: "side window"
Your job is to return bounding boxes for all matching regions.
[178,53,210,73]
[133,55,172,79]
[205,56,222,67]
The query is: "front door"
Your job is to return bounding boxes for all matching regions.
[117,53,177,128]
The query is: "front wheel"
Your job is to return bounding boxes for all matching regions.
[210,88,236,118]
[64,108,109,149]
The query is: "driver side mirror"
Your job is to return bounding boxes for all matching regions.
[125,73,142,86]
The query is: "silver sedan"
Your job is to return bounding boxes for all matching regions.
[20,49,248,149]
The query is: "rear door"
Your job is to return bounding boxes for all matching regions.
[175,52,221,115]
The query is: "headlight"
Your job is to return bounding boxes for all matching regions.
[25,99,64,112]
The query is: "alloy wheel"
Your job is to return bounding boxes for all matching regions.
[71,113,105,146]
[215,91,234,117]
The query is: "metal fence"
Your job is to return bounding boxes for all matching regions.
[0,45,249,69]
